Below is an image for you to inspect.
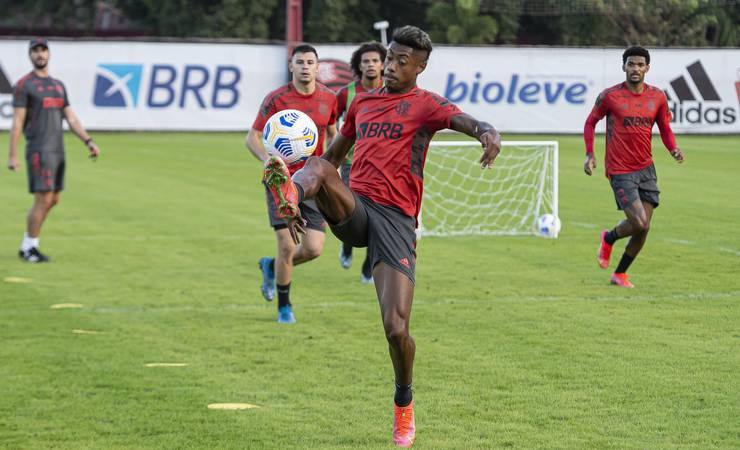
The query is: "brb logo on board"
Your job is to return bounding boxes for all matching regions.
[94,64,142,107]
[93,63,241,109]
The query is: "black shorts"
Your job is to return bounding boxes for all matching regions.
[27,152,65,193]
[329,193,417,283]
[609,164,660,210]
[264,184,326,232]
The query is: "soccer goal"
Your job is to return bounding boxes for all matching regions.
[419,140,559,237]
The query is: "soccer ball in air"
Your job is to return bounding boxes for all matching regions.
[262,109,318,165]
[537,214,561,238]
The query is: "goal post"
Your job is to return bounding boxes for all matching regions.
[419,140,559,237]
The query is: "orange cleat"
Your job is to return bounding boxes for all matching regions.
[393,401,416,447]
[610,272,634,288]
[597,230,613,269]
[263,156,300,219]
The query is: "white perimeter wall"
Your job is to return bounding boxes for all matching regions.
[1,40,738,133]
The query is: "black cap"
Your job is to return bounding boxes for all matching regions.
[29,37,49,50]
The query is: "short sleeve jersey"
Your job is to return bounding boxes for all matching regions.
[589,82,672,175]
[12,72,70,154]
[252,82,337,174]
[340,86,462,218]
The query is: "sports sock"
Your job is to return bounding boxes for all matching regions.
[21,233,38,252]
[394,382,413,407]
[604,228,619,245]
[361,255,373,278]
[615,253,635,274]
[342,243,352,258]
[277,282,291,308]
[296,183,305,203]
[268,258,275,273]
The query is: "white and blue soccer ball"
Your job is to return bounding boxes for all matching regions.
[537,213,561,238]
[262,109,318,165]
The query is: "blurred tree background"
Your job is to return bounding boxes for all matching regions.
[0,0,737,46]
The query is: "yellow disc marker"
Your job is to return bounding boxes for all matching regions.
[72,329,102,334]
[4,277,33,283]
[144,363,188,368]
[51,303,83,309]
[207,403,259,410]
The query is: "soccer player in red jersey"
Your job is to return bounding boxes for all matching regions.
[246,44,338,323]
[7,38,101,263]
[584,46,685,288]
[263,26,500,446]
[335,42,386,283]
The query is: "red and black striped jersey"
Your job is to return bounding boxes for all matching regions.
[584,82,676,176]
[340,86,462,219]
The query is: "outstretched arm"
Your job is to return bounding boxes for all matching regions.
[321,133,355,169]
[63,106,99,159]
[449,113,501,168]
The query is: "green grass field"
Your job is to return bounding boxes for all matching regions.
[1,132,738,449]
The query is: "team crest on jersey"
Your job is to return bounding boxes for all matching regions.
[395,100,411,117]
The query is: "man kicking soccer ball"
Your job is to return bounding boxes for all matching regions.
[263,26,500,447]
[335,41,386,283]
[584,46,684,288]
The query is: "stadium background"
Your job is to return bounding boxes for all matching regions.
[1,41,738,133]
[1,1,739,449]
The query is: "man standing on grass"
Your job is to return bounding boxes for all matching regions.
[246,44,338,324]
[584,46,684,288]
[262,26,501,447]
[7,38,101,263]
[335,41,386,283]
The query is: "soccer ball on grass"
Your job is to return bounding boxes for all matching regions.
[262,109,318,165]
[537,213,561,238]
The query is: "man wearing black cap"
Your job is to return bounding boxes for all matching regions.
[7,38,100,262]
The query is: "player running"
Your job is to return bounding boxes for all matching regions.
[7,38,101,263]
[246,44,338,324]
[262,26,500,446]
[335,41,386,283]
[584,46,684,288]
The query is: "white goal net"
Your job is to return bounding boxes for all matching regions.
[420,141,558,237]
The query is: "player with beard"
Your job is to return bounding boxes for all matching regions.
[335,41,386,283]
[584,46,684,287]
[262,26,501,446]
[7,38,101,263]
